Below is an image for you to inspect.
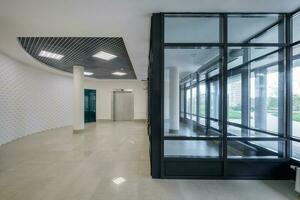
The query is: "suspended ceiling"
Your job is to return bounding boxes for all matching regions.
[18,37,136,79]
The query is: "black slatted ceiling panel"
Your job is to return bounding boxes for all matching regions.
[17,37,136,79]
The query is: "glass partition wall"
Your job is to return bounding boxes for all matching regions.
[291,11,300,161]
[148,11,300,179]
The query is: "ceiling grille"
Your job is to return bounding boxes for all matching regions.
[18,37,136,79]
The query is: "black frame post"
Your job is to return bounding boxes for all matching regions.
[221,13,228,174]
[148,13,163,178]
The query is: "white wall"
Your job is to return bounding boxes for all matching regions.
[0,52,73,145]
[84,79,147,120]
[0,51,147,145]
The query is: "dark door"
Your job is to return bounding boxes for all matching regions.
[84,89,96,123]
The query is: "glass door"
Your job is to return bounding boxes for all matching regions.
[84,89,96,123]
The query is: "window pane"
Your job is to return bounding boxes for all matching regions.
[199,117,206,125]
[191,77,197,85]
[186,88,191,114]
[250,53,281,134]
[164,140,220,158]
[210,79,219,120]
[227,125,276,138]
[227,140,284,159]
[209,76,220,130]
[227,48,283,135]
[208,68,219,78]
[228,47,279,70]
[191,87,197,115]
[191,115,197,121]
[164,47,220,137]
[293,12,300,43]
[180,87,184,113]
[199,82,206,117]
[292,44,300,138]
[165,47,219,77]
[199,81,206,126]
[210,120,219,130]
[228,14,282,43]
[292,141,300,160]
[164,15,219,43]
[228,74,242,124]
[186,81,190,87]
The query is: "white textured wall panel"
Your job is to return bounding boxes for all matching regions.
[0,52,73,145]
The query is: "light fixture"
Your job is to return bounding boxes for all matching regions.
[92,51,117,61]
[112,177,126,185]
[112,71,127,76]
[84,72,94,76]
[38,50,64,60]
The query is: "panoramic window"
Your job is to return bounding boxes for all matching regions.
[162,13,286,162]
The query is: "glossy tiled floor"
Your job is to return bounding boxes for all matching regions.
[0,121,299,200]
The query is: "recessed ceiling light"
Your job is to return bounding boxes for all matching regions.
[92,51,117,61]
[39,50,64,60]
[84,72,94,76]
[112,71,127,76]
[112,177,126,185]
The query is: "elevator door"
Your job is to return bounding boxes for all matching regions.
[113,91,134,121]
[84,89,96,123]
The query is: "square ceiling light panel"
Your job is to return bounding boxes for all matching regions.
[84,71,94,76]
[38,50,64,60]
[112,71,127,76]
[93,51,117,61]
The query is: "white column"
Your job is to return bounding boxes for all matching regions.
[169,67,179,133]
[73,65,84,132]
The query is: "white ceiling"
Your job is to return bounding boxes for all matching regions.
[0,0,299,80]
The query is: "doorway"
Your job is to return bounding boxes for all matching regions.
[84,89,96,123]
[113,91,134,121]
